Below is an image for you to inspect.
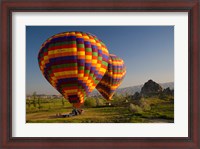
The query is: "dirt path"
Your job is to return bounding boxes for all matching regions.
[148,118,174,123]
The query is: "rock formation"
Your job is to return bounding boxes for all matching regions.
[140,79,163,97]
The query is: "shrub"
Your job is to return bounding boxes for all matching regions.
[139,99,151,111]
[94,98,105,106]
[129,103,143,113]
[159,93,168,100]
[111,94,126,106]
[84,98,97,107]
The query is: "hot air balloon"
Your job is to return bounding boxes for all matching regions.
[96,54,126,101]
[38,31,109,116]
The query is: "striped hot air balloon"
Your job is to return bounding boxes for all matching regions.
[96,54,126,100]
[38,31,109,108]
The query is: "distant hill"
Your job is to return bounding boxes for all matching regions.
[160,82,174,90]
[89,82,174,97]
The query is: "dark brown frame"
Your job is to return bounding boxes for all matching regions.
[1,0,199,149]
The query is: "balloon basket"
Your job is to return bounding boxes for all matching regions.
[56,109,84,118]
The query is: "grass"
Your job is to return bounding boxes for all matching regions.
[26,96,174,123]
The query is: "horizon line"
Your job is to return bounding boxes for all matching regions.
[26,81,174,96]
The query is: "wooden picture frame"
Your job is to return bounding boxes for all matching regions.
[1,0,199,148]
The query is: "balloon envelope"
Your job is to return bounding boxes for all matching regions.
[38,31,109,107]
[96,54,126,100]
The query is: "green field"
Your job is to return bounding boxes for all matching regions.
[26,95,174,123]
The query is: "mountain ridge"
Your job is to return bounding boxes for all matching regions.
[89,82,174,97]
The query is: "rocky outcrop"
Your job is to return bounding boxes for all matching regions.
[140,79,162,97]
[132,92,141,100]
[162,87,174,96]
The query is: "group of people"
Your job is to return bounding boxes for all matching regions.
[60,109,84,118]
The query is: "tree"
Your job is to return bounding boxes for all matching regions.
[61,97,65,106]
[27,98,31,109]
[95,98,100,107]
[32,92,37,108]
[38,98,42,109]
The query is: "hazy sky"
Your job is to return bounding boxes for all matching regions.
[26,26,174,95]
